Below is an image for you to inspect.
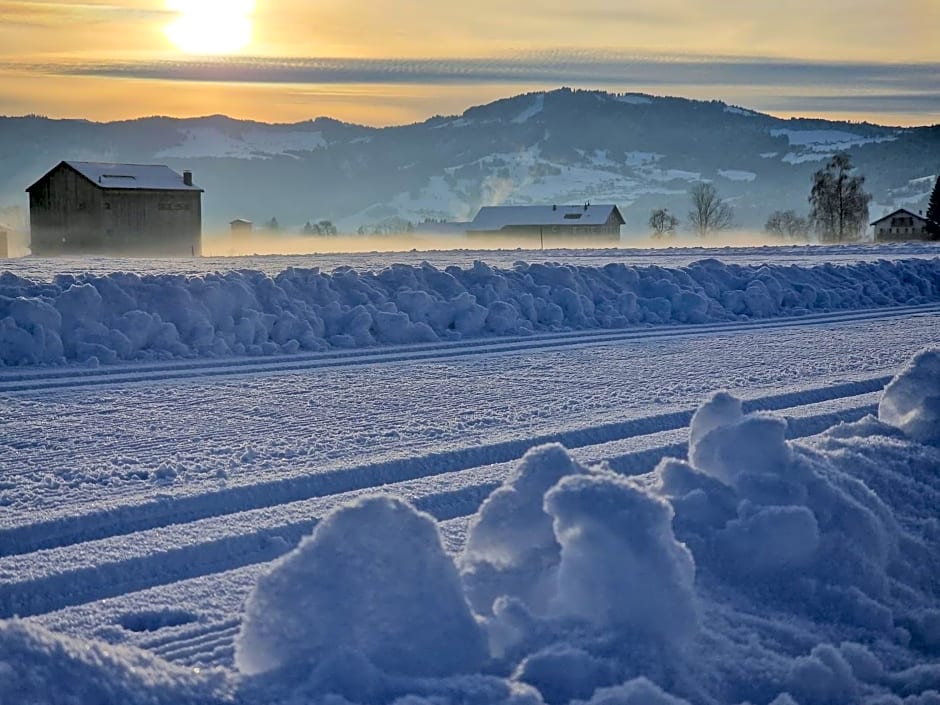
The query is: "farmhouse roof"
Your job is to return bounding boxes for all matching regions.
[27,161,203,192]
[870,208,928,226]
[467,204,624,231]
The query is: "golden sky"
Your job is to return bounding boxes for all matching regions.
[0,0,937,125]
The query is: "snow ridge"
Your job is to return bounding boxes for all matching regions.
[1,258,938,367]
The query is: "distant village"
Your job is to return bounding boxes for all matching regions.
[3,156,938,258]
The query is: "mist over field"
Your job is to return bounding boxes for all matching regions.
[2,89,938,251]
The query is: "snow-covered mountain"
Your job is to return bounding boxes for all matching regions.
[1,88,937,234]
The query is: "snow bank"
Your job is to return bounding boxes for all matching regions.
[235,495,486,679]
[2,256,939,365]
[0,619,230,705]
[879,347,940,445]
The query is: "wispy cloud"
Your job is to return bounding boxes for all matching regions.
[17,51,938,93]
[0,0,166,26]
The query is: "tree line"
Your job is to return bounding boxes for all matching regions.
[647,153,938,242]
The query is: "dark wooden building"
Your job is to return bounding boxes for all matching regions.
[467,204,624,243]
[27,161,203,256]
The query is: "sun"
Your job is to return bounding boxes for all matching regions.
[165,0,255,55]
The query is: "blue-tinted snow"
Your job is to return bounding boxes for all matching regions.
[1,256,939,365]
[7,349,940,704]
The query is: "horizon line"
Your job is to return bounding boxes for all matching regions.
[2,87,938,131]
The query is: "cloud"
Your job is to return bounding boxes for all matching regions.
[17,51,939,100]
[0,0,167,26]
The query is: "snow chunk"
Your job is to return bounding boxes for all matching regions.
[879,347,940,445]
[462,444,588,616]
[545,472,698,644]
[236,495,486,678]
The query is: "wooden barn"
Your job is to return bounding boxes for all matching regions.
[26,161,203,256]
[467,204,624,243]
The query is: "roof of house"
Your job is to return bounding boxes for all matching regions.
[230,218,253,225]
[871,208,928,226]
[27,161,203,192]
[467,204,624,231]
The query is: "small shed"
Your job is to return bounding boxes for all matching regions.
[230,218,253,233]
[26,161,203,256]
[872,208,933,242]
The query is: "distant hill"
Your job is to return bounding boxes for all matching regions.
[1,88,937,237]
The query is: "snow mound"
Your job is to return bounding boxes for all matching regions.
[545,472,698,643]
[578,678,692,705]
[235,495,486,679]
[879,347,940,445]
[461,444,589,616]
[667,390,898,610]
[0,619,229,705]
[1,257,939,366]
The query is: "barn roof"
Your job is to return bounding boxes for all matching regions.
[27,161,203,192]
[870,208,928,226]
[467,204,624,231]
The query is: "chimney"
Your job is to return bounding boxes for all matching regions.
[183,170,193,187]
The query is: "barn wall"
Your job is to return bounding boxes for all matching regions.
[104,191,202,256]
[29,165,105,256]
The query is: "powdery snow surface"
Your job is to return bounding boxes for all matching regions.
[5,346,940,704]
[2,257,939,366]
[4,249,940,704]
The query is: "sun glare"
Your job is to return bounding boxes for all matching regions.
[165,0,255,55]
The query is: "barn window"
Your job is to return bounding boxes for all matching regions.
[564,213,583,220]
[104,202,111,210]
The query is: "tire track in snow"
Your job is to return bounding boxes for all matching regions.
[0,392,879,619]
[0,374,891,559]
[1,302,937,394]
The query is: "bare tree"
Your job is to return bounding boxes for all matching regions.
[765,210,810,241]
[649,208,680,238]
[688,183,734,237]
[809,153,872,242]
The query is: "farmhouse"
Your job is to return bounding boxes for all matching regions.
[26,161,203,256]
[467,204,624,243]
[872,208,934,242]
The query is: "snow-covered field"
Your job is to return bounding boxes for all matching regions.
[2,245,940,705]
[5,242,940,279]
